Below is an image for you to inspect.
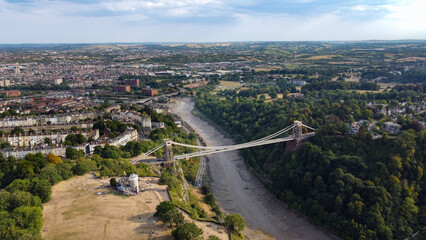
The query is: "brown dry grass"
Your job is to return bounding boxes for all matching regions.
[253,66,282,72]
[42,174,171,240]
[184,81,209,89]
[219,81,240,87]
[328,61,359,65]
[396,57,426,62]
[191,188,215,216]
[258,94,284,102]
[300,55,337,60]
[379,82,398,91]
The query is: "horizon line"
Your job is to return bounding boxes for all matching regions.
[1,39,426,46]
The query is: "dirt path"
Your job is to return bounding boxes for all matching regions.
[170,98,337,240]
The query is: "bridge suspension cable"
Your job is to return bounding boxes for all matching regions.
[175,136,296,160]
[301,124,316,131]
[130,121,316,163]
[130,143,164,163]
[169,123,295,150]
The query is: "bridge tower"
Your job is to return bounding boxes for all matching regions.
[293,120,303,140]
[286,120,304,151]
[163,139,174,162]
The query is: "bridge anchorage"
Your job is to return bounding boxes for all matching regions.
[129,120,315,166]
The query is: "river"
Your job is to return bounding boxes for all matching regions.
[170,97,336,240]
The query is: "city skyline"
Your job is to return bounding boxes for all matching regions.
[1,0,425,43]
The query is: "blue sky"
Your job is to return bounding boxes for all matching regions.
[0,0,425,43]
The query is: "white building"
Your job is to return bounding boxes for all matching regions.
[0,111,102,128]
[382,122,402,134]
[349,122,359,135]
[54,78,63,85]
[108,128,139,147]
[0,145,85,159]
[2,129,99,147]
[292,80,307,86]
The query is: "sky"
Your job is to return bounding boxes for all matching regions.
[0,0,425,43]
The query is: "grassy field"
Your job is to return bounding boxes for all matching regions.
[396,57,426,62]
[219,81,241,87]
[214,81,243,92]
[331,73,360,82]
[42,174,171,240]
[379,82,398,91]
[300,55,337,60]
[253,66,283,72]
[257,93,284,102]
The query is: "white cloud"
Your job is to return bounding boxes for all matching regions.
[102,0,222,12]
[382,0,426,33]
[352,5,368,11]
[0,0,425,43]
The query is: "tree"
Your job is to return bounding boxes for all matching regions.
[410,120,423,132]
[0,211,16,239]
[16,160,35,179]
[0,142,10,149]
[72,160,91,175]
[154,201,185,226]
[39,165,63,185]
[76,134,87,144]
[65,134,78,146]
[24,153,48,174]
[30,178,51,203]
[224,214,245,233]
[162,209,185,227]
[46,153,62,165]
[11,126,24,135]
[8,191,41,210]
[155,201,176,220]
[6,179,31,193]
[12,206,43,231]
[66,147,84,160]
[110,178,117,187]
[172,222,203,240]
[56,161,74,180]
[208,235,220,240]
[44,138,52,146]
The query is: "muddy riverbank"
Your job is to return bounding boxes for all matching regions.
[169,97,337,240]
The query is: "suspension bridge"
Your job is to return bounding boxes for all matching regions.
[130,120,315,165]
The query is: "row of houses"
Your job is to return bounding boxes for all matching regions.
[349,120,408,135]
[108,128,139,147]
[367,101,426,117]
[0,145,84,159]
[1,129,99,147]
[111,110,151,128]
[0,111,103,128]
[1,127,137,159]
[0,108,155,130]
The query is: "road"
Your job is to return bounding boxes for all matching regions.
[169,97,337,240]
[194,137,207,187]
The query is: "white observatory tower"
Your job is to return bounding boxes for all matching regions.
[129,173,139,193]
